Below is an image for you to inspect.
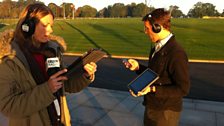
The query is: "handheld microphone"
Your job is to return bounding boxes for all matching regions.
[46,57,61,76]
[44,41,63,76]
[44,42,63,121]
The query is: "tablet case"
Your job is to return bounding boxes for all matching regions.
[128,68,159,95]
[63,48,107,78]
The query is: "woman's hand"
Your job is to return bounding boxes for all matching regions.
[83,62,97,78]
[48,69,68,93]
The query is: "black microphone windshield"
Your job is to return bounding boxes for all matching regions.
[46,57,61,76]
[43,41,63,58]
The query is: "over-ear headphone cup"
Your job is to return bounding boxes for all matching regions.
[152,24,161,33]
[21,18,35,37]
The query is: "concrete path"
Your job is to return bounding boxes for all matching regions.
[1,87,224,126]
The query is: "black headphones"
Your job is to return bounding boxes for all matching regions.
[21,6,36,37]
[148,14,161,33]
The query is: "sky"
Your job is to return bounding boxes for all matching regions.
[41,0,224,15]
[21,0,224,15]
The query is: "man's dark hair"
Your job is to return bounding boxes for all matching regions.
[142,8,171,31]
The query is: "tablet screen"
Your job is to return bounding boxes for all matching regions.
[128,68,159,95]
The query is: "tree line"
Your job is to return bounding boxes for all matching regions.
[0,0,224,18]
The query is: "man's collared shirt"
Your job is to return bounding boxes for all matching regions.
[152,33,173,58]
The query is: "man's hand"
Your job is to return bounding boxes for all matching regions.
[123,59,139,71]
[129,86,156,97]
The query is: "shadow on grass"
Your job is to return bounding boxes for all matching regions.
[0,23,7,29]
[55,22,64,30]
[63,21,110,56]
[89,24,141,47]
[173,23,223,35]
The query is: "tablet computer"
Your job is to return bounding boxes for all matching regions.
[127,68,159,95]
[63,48,107,78]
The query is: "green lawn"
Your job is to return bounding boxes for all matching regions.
[1,18,224,60]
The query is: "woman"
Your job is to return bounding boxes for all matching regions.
[0,3,97,126]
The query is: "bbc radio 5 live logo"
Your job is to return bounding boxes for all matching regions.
[46,57,60,68]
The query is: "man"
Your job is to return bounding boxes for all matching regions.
[123,8,190,126]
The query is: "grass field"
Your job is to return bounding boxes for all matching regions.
[1,18,224,60]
